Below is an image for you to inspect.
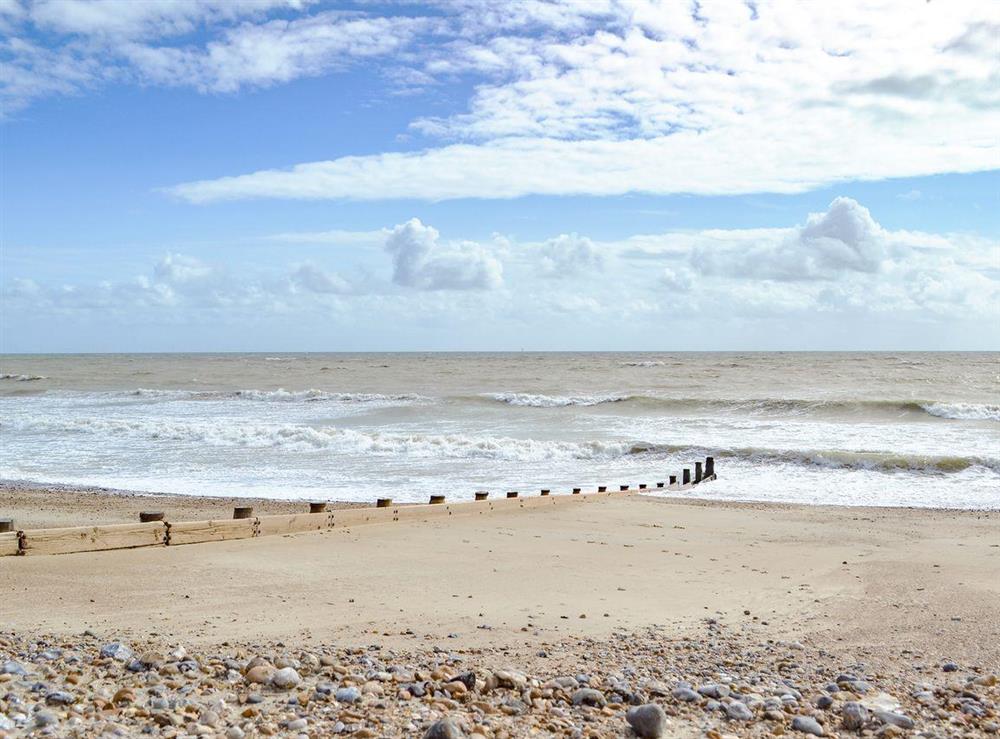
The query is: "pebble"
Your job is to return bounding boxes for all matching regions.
[45,690,75,705]
[34,710,59,727]
[570,688,606,707]
[942,662,958,672]
[0,625,988,738]
[100,643,134,661]
[246,664,274,684]
[672,686,701,702]
[791,715,825,736]
[724,701,754,721]
[873,709,914,729]
[842,701,868,730]
[270,667,301,689]
[423,717,465,738]
[698,683,730,699]
[335,686,362,704]
[626,703,668,738]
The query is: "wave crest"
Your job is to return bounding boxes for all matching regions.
[483,392,630,407]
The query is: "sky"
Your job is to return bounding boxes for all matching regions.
[1,0,998,352]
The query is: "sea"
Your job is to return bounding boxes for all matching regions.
[1,353,997,509]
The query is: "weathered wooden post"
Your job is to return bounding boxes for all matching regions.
[474,491,489,501]
[139,512,164,523]
[694,461,703,484]
[540,489,550,496]
[0,518,13,533]
[669,475,677,486]
[233,506,253,520]
[705,456,715,478]
[506,491,519,499]
[309,502,327,513]
[572,488,581,494]
[682,469,691,485]
[376,498,393,508]
[598,486,607,492]
[429,495,446,505]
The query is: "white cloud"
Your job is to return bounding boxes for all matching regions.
[691,197,887,281]
[29,0,310,39]
[267,227,387,246]
[4,201,997,345]
[660,267,692,293]
[290,262,351,294]
[124,12,428,93]
[384,218,503,291]
[5,0,997,196]
[539,233,604,277]
[166,0,998,201]
[153,252,214,284]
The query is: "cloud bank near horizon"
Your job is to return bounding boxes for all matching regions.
[6,198,996,350]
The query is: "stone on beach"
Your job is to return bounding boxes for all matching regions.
[724,700,754,721]
[99,643,134,661]
[269,666,301,689]
[571,688,607,707]
[626,703,668,738]
[842,701,868,730]
[792,715,825,736]
[245,664,275,684]
[874,709,915,729]
[423,717,465,738]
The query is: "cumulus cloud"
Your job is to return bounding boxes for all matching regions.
[384,218,503,291]
[3,201,997,347]
[692,198,887,281]
[539,233,604,277]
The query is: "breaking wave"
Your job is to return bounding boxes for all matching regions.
[0,373,47,382]
[126,388,429,404]
[478,393,999,421]
[6,416,998,474]
[628,443,1000,475]
[919,402,1000,421]
[482,392,630,407]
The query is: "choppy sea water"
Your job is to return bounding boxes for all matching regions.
[1,353,997,509]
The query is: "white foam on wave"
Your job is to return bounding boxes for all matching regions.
[0,373,47,381]
[6,416,633,460]
[126,388,429,404]
[919,402,1000,421]
[620,361,667,367]
[485,392,629,407]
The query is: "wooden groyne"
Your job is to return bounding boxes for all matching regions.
[0,457,717,557]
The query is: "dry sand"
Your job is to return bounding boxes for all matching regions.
[0,485,997,737]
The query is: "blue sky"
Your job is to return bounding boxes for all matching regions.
[2,0,998,352]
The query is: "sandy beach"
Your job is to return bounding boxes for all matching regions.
[1,485,997,737]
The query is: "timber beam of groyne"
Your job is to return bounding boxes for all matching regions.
[0,457,718,558]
